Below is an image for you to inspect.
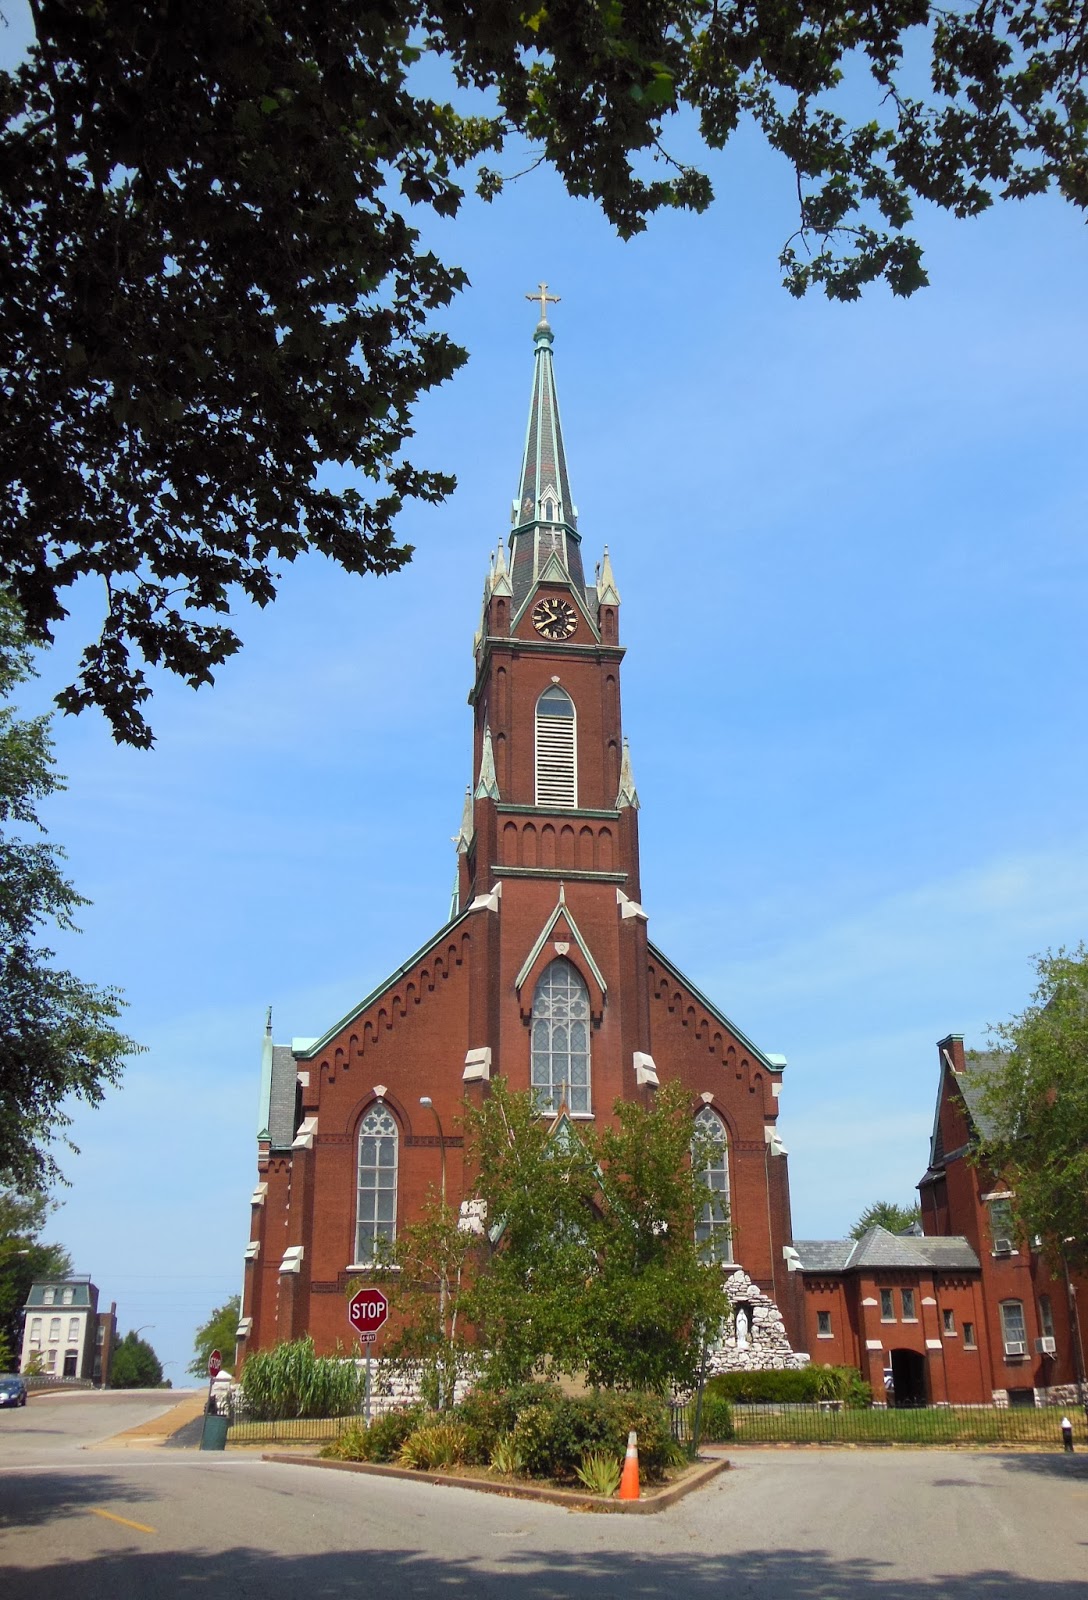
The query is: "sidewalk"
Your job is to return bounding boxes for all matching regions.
[93,1391,208,1450]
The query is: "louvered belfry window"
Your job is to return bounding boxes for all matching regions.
[535,685,576,807]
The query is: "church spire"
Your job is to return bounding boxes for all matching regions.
[508,288,587,607]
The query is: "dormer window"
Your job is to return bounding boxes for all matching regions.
[535,686,577,808]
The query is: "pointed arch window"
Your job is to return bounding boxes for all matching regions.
[531,958,591,1114]
[693,1106,732,1263]
[355,1101,398,1264]
[535,685,577,808]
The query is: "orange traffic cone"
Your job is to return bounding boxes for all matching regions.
[618,1429,640,1500]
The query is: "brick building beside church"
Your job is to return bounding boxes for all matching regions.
[794,1035,1087,1408]
[237,304,805,1366]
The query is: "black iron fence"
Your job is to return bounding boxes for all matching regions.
[694,1401,1088,1448]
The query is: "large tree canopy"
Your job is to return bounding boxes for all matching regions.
[977,947,1088,1275]
[0,594,137,1189]
[3,3,1085,742]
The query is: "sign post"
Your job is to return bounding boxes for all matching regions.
[347,1289,389,1422]
[199,1348,224,1449]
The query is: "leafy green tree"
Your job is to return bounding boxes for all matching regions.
[977,946,1088,1274]
[849,1200,922,1240]
[456,1078,727,1391]
[0,1186,73,1365]
[0,595,138,1189]
[3,4,1086,741]
[369,1193,478,1410]
[461,1077,603,1389]
[109,1329,164,1388]
[188,1294,241,1380]
[579,1081,728,1391]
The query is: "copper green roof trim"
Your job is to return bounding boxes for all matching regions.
[509,315,587,606]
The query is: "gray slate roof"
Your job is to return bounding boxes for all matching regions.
[24,1280,95,1308]
[956,1052,1005,1142]
[793,1225,979,1274]
[268,1044,299,1150]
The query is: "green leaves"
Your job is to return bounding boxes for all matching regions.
[976,946,1088,1273]
[0,595,138,1189]
[462,1078,726,1393]
[3,3,1086,744]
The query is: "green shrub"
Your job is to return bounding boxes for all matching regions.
[363,1406,425,1462]
[510,1390,673,1483]
[704,1365,870,1408]
[240,1337,363,1420]
[697,1393,734,1442]
[319,1406,423,1462]
[398,1420,478,1470]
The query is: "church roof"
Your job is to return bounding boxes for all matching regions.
[792,1226,980,1273]
[291,905,475,1063]
[268,1043,300,1151]
[646,941,782,1073]
[509,307,589,608]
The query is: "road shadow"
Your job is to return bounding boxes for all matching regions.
[991,1451,1088,1481]
[2,1543,1085,1599]
[0,1470,156,1530]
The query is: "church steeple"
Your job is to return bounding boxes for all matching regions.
[508,287,588,608]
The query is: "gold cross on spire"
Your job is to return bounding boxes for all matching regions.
[526,282,560,324]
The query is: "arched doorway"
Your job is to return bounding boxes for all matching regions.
[889,1347,927,1408]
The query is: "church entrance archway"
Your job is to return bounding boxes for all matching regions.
[889,1347,927,1408]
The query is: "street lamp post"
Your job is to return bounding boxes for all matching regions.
[419,1097,449,1408]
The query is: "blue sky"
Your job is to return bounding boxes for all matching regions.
[4,10,1087,1381]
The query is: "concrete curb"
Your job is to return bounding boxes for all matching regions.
[261,1450,731,1513]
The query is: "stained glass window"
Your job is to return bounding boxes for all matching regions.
[531,959,591,1114]
[693,1106,732,1263]
[355,1101,399,1264]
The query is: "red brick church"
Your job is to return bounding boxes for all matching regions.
[237,298,804,1366]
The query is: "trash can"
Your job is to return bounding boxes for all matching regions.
[200,1414,229,1451]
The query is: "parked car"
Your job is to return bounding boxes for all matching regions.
[0,1375,29,1408]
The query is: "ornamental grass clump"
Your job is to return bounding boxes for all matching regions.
[398,1420,479,1471]
[488,1435,523,1477]
[573,1450,622,1497]
[240,1336,363,1420]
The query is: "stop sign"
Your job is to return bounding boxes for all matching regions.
[208,1349,222,1378]
[348,1287,389,1343]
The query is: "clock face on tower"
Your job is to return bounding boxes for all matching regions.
[532,596,577,641]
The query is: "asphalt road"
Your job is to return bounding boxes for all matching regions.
[2,1392,1087,1598]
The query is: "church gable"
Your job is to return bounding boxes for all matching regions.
[647,943,781,1105]
[515,886,607,1020]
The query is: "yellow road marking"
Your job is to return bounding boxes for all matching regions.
[89,1507,157,1535]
